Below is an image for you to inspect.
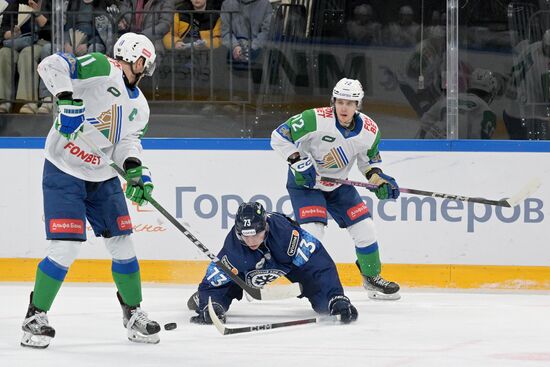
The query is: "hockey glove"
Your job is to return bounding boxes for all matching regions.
[290,156,317,188]
[366,168,400,200]
[190,302,226,325]
[55,96,85,140]
[124,158,154,206]
[328,295,358,324]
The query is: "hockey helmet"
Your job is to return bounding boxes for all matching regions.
[332,78,364,105]
[469,69,497,94]
[114,32,157,76]
[235,202,267,237]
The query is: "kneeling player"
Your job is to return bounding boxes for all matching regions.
[188,202,358,325]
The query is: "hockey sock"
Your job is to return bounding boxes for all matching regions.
[32,257,68,311]
[356,242,381,277]
[112,257,142,306]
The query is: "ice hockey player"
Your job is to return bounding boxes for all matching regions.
[420,68,498,139]
[270,78,401,300]
[503,29,550,139]
[188,202,358,325]
[21,32,161,348]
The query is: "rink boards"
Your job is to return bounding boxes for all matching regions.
[0,138,549,289]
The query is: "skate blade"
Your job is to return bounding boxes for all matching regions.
[21,331,52,349]
[366,290,401,301]
[127,329,160,344]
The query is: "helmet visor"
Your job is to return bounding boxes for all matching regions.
[143,60,156,77]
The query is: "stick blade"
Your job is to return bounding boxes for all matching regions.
[505,177,542,207]
[208,297,228,336]
[259,282,302,300]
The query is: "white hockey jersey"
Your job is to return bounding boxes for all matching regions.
[509,40,550,119]
[271,107,382,192]
[38,52,150,182]
[420,93,496,139]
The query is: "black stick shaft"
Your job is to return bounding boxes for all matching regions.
[223,318,319,335]
[319,176,510,207]
[79,134,263,299]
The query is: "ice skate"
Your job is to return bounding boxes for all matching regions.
[356,261,401,300]
[21,293,55,348]
[117,292,160,344]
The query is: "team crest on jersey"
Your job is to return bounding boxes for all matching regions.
[86,104,123,143]
[276,124,292,142]
[59,53,78,75]
[246,269,286,288]
[321,146,349,169]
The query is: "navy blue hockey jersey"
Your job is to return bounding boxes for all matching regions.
[196,212,345,314]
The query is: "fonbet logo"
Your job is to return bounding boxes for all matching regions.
[175,186,545,233]
[63,142,101,165]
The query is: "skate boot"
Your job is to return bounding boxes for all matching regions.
[21,292,56,348]
[356,261,401,300]
[117,292,160,344]
[187,291,199,311]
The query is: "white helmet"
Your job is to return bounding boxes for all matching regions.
[114,32,156,76]
[332,78,364,103]
[469,68,497,94]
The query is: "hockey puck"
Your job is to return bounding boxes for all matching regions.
[164,322,177,331]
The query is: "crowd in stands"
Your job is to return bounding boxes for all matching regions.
[0,0,521,115]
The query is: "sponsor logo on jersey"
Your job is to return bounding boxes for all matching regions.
[107,56,122,70]
[322,146,349,169]
[221,255,239,275]
[299,206,327,219]
[117,215,132,230]
[315,107,333,118]
[362,116,378,134]
[246,269,286,288]
[50,219,85,234]
[347,202,369,220]
[287,229,300,256]
[63,142,101,165]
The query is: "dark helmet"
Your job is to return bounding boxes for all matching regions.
[235,202,267,237]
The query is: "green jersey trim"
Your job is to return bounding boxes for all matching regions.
[77,53,111,80]
[367,130,381,160]
[286,109,317,141]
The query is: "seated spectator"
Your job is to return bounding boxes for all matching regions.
[383,5,419,47]
[64,0,111,56]
[0,0,52,114]
[163,0,222,51]
[117,0,174,45]
[221,0,272,65]
[346,3,381,46]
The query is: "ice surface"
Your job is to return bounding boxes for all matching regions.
[1,284,549,367]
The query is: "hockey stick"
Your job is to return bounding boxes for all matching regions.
[319,176,542,208]
[77,132,302,301]
[208,297,337,335]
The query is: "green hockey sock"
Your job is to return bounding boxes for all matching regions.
[32,257,68,311]
[356,243,381,277]
[112,257,142,307]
